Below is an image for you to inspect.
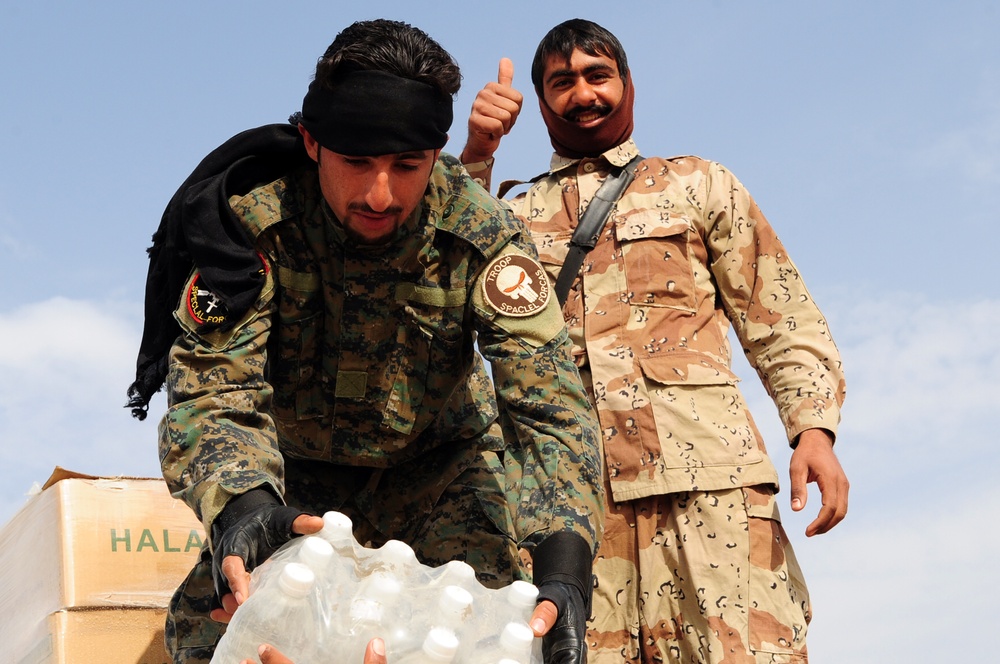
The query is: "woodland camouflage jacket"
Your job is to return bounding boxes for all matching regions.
[159,154,604,551]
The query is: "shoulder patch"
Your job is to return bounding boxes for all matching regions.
[482,253,551,317]
[185,274,228,327]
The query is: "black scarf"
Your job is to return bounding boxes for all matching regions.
[126,122,311,420]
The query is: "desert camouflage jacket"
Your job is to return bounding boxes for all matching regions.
[487,139,845,502]
[159,154,603,550]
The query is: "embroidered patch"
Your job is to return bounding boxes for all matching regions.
[482,253,550,317]
[186,275,228,326]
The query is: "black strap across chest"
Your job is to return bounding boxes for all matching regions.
[553,155,643,306]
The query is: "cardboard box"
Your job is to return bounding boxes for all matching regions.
[0,468,206,661]
[18,607,171,664]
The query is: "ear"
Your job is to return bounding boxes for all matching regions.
[298,123,321,162]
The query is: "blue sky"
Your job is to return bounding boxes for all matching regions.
[1,2,997,661]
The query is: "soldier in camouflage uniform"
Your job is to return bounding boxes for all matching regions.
[137,20,603,664]
[461,19,849,663]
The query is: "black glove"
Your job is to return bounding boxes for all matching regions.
[533,531,593,664]
[209,488,305,602]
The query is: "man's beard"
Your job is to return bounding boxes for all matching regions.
[342,202,404,246]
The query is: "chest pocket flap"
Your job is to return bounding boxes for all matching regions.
[614,211,696,310]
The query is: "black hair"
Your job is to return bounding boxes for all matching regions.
[530,19,629,92]
[314,19,462,97]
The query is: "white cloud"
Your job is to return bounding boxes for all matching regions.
[0,297,164,526]
[836,295,997,420]
[734,292,1000,661]
[738,293,998,481]
[0,230,25,256]
[792,481,1000,662]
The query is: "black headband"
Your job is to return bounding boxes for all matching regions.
[300,70,453,156]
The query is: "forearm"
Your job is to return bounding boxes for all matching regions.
[488,329,605,553]
[159,329,284,531]
[706,163,845,442]
[739,275,845,442]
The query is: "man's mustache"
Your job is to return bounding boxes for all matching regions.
[563,103,613,122]
[348,202,404,216]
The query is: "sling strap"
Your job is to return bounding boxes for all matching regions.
[554,154,643,306]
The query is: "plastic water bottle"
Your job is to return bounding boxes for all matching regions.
[396,627,461,663]
[292,536,337,630]
[211,562,317,664]
[338,571,405,662]
[467,621,535,664]
[494,580,538,627]
[458,579,537,661]
[249,535,333,595]
[318,510,357,556]
[388,584,473,659]
[366,539,423,583]
[216,517,545,663]
[436,560,477,587]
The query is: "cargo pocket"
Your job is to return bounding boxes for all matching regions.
[384,288,467,435]
[745,486,810,658]
[638,353,764,469]
[166,545,224,653]
[614,210,696,312]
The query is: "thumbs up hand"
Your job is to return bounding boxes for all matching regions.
[462,58,523,164]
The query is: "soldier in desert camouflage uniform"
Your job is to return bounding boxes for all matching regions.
[137,19,603,664]
[462,19,849,663]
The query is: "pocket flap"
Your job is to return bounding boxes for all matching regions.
[615,210,691,242]
[638,352,739,386]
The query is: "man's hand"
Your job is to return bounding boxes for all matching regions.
[461,58,523,165]
[529,599,559,636]
[247,637,387,664]
[534,582,587,664]
[529,531,592,664]
[789,428,850,536]
[209,491,323,623]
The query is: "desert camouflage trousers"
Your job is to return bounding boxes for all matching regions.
[165,446,518,664]
[587,478,811,663]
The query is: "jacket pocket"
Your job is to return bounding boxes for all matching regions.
[614,210,697,312]
[383,287,468,435]
[269,268,326,421]
[638,353,764,469]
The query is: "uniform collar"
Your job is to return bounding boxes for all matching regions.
[547,138,641,174]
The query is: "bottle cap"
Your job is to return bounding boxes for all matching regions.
[367,572,403,601]
[422,627,459,660]
[322,511,354,539]
[279,562,316,598]
[439,585,474,619]
[442,559,477,585]
[507,580,539,608]
[379,539,419,569]
[350,573,402,623]
[500,621,534,653]
[299,536,334,570]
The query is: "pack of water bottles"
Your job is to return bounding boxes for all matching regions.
[210,511,544,664]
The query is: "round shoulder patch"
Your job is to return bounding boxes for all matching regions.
[186,275,228,326]
[482,253,551,317]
